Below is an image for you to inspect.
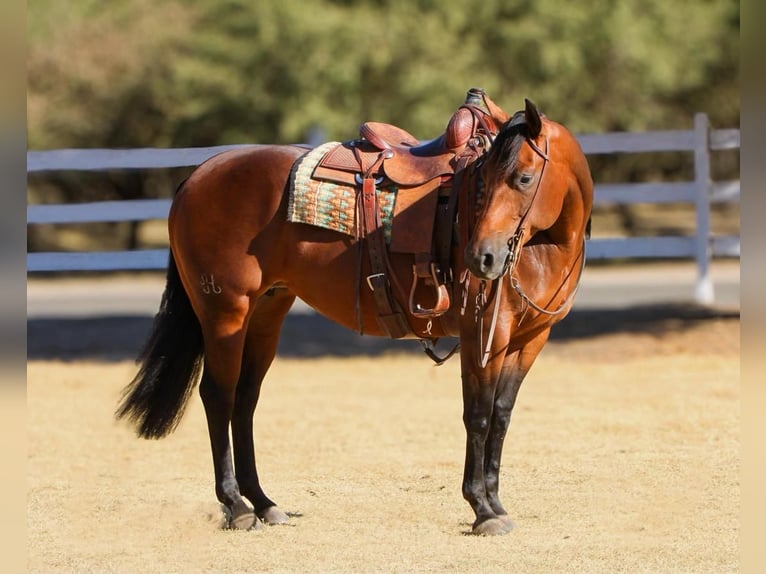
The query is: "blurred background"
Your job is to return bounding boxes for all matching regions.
[26,0,739,256]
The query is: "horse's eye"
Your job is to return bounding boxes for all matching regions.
[518,173,534,186]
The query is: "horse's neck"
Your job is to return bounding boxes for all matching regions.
[541,133,593,250]
[537,189,587,253]
[516,197,586,314]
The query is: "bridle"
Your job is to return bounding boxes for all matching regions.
[461,131,586,368]
[499,133,549,277]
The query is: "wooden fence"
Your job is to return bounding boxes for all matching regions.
[27,113,739,304]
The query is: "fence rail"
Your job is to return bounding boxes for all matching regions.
[27,113,739,304]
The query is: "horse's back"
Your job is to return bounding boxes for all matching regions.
[179,144,306,206]
[171,143,306,233]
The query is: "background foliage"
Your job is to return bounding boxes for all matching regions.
[27,0,739,250]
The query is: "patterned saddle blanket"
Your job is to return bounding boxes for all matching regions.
[287,142,397,242]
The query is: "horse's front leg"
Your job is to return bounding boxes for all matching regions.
[483,328,551,528]
[459,330,510,535]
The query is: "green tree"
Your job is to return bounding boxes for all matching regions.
[28,0,739,148]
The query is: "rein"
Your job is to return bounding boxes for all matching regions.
[466,238,586,369]
[512,240,586,318]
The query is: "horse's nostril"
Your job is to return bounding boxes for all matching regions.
[482,253,494,270]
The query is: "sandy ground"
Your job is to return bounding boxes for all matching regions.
[27,309,739,574]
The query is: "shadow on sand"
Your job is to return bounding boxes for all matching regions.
[28,303,739,362]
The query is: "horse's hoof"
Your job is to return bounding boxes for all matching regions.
[472,517,513,536]
[258,505,290,525]
[229,511,259,531]
[497,514,516,529]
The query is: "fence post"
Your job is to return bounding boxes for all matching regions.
[693,113,714,304]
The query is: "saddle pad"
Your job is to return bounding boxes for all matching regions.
[288,142,396,242]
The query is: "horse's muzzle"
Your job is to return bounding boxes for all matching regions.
[464,240,510,280]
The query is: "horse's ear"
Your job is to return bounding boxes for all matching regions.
[524,98,542,139]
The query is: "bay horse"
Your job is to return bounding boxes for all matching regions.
[116,91,593,536]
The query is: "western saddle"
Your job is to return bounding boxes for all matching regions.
[312,88,509,339]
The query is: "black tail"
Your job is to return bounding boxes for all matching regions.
[115,250,204,439]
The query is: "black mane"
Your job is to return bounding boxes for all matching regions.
[487,111,528,174]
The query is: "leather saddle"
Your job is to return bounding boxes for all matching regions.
[313,103,491,188]
[311,88,508,338]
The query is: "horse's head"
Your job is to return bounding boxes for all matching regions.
[464,99,593,280]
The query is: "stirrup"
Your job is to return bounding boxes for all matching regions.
[409,261,450,318]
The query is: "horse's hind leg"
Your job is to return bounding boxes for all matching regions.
[197,298,258,530]
[232,288,296,526]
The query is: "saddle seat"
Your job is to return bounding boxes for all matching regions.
[358,123,454,185]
